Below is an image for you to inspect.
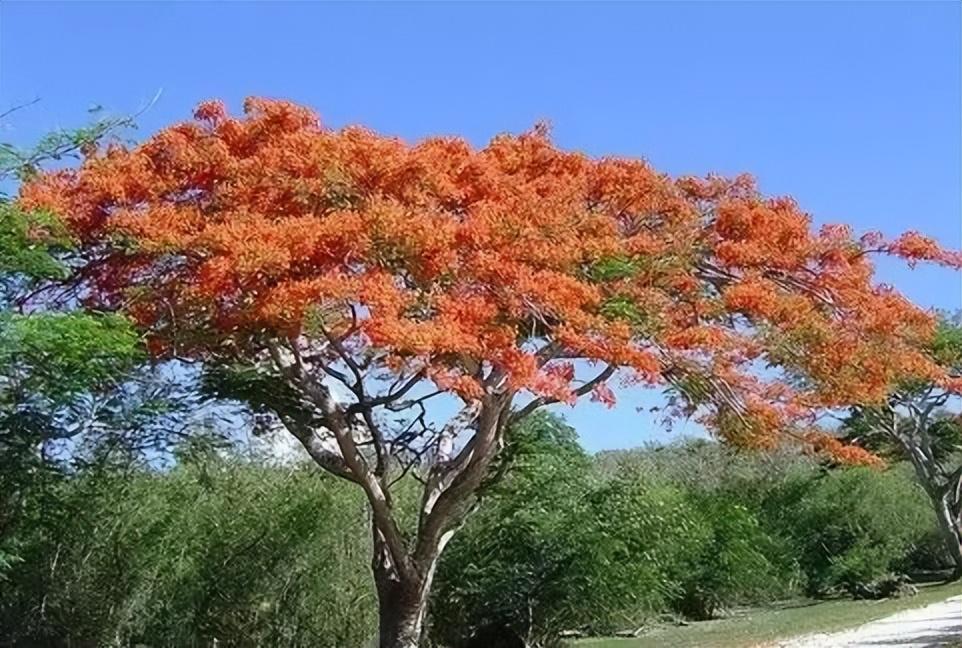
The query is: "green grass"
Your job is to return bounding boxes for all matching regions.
[574,581,962,648]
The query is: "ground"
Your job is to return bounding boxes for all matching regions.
[575,582,962,648]
[776,593,961,647]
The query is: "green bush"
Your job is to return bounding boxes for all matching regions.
[431,428,804,647]
[588,476,706,621]
[672,493,797,619]
[431,413,621,647]
[0,451,375,648]
[766,465,934,596]
[1,428,948,647]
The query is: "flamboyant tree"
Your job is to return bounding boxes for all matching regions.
[19,98,962,648]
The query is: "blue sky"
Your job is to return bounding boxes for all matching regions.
[2,2,959,450]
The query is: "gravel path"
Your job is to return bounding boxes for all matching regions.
[776,595,962,648]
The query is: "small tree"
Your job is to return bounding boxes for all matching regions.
[0,117,144,576]
[841,315,962,578]
[19,98,960,647]
[1,113,234,621]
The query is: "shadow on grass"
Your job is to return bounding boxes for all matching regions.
[861,628,962,646]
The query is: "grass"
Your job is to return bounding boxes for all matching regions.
[574,580,962,648]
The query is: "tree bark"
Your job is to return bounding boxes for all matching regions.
[375,574,426,648]
[372,530,443,648]
[934,490,962,581]
[900,434,962,580]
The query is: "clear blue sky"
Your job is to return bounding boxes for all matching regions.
[2,2,959,450]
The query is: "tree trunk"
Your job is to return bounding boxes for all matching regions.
[375,574,427,648]
[934,490,962,581]
[372,531,445,648]
[896,432,962,581]
[905,448,962,580]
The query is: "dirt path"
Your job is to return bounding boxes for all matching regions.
[776,595,962,647]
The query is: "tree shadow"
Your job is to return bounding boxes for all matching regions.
[859,624,962,647]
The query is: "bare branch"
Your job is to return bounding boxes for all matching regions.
[510,364,615,423]
[346,371,425,415]
[0,97,41,122]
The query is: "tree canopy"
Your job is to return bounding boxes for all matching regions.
[19,98,961,457]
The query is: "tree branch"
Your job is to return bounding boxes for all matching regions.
[510,364,615,423]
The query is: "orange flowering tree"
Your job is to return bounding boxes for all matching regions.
[20,98,961,648]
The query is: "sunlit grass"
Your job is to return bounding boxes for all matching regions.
[574,581,962,648]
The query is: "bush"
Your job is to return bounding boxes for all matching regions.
[431,413,622,648]
[671,493,797,619]
[0,451,375,648]
[767,465,935,596]
[1,428,947,647]
[432,428,802,648]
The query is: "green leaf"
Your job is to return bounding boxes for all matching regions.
[585,255,642,283]
[0,312,142,400]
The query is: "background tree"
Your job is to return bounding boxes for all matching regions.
[0,111,214,581]
[19,97,961,648]
[841,314,962,578]
[432,413,661,648]
[0,116,140,577]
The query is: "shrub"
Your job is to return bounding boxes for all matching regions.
[431,414,615,648]
[0,452,375,648]
[768,465,935,596]
[672,493,797,619]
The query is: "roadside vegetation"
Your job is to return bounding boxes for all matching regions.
[2,414,957,647]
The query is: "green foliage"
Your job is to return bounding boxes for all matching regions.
[589,476,706,617]
[586,256,642,283]
[201,363,311,425]
[0,310,146,577]
[604,441,940,602]
[0,427,949,647]
[841,408,962,463]
[0,118,187,599]
[592,447,799,622]
[0,204,72,287]
[764,465,934,596]
[433,429,808,648]
[0,452,375,648]
[0,112,129,298]
[0,107,134,185]
[931,315,962,370]
[672,493,794,620]
[0,312,142,401]
[432,413,614,648]
[599,295,646,325]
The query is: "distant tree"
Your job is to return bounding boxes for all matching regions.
[0,116,142,576]
[841,314,962,578]
[0,113,207,578]
[20,97,960,647]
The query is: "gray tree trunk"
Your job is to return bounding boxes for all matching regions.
[934,489,962,580]
[372,529,448,648]
[375,574,426,648]
[901,436,962,580]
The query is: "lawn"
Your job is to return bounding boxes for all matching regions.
[574,581,962,648]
